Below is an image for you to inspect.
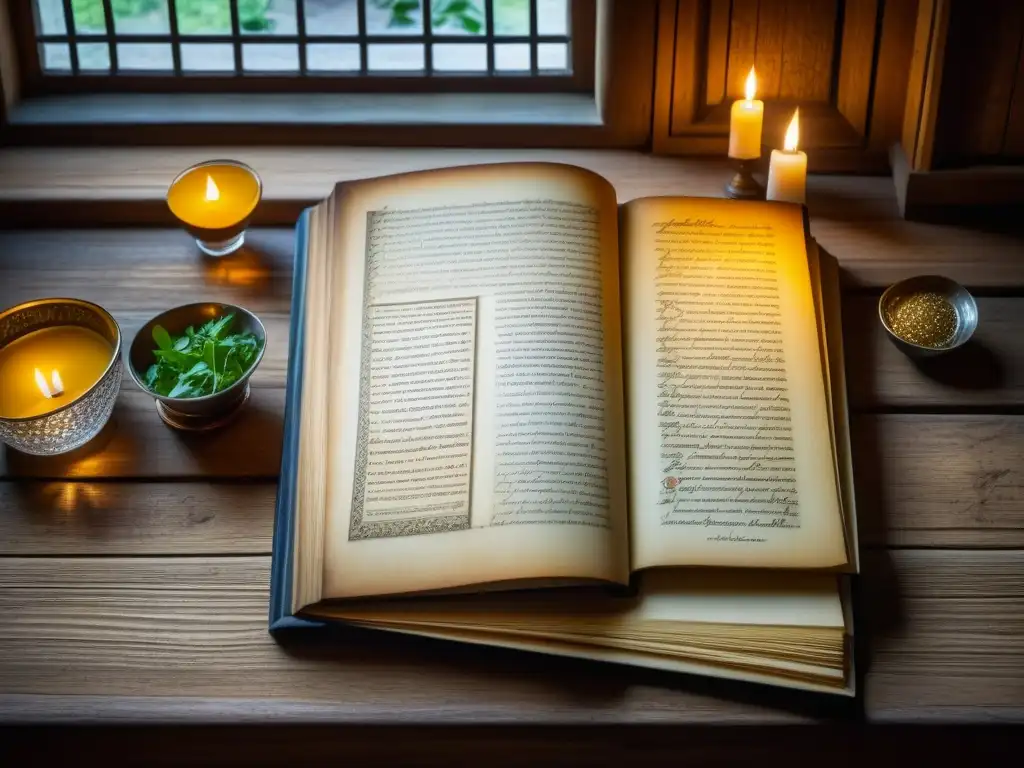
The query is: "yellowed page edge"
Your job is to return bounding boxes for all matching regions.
[358,623,854,695]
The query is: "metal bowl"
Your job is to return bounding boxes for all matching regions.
[0,298,122,455]
[879,275,978,358]
[126,302,266,430]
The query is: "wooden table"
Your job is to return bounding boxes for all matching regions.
[1,150,1023,759]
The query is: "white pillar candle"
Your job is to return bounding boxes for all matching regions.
[728,67,764,160]
[766,108,807,204]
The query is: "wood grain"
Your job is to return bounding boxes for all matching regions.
[855,415,1024,547]
[753,0,787,99]
[779,0,837,101]
[725,0,760,100]
[2,414,1020,551]
[704,0,732,105]
[0,389,285,479]
[0,228,296,314]
[861,549,1024,721]
[836,0,879,136]
[0,556,815,724]
[866,0,919,153]
[931,0,1024,163]
[845,297,1024,409]
[0,482,276,555]
[0,551,1019,723]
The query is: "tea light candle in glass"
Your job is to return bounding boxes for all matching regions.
[167,160,262,257]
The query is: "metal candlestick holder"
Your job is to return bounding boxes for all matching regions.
[725,159,765,200]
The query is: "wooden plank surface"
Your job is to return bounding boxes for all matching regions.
[0,556,817,724]
[0,551,1018,723]
[856,416,1024,548]
[0,482,276,555]
[862,550,1024,722]
[2,413,1022,552]
[845,296,1024,409]
[2,149,1023,729]
[0,389,285,479]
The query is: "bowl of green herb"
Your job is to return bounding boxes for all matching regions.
[126,303,266,429]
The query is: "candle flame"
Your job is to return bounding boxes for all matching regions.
[35,368,65,398]
[784,108,800,152]
[34,368,52,398]
[205,174,220,202]
[744,66,757,101]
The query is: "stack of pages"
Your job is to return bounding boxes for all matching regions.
[270,163,859,695]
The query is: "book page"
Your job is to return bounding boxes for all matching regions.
[349,299,477,540]
[320,163,629,599]
[622,197,847,569]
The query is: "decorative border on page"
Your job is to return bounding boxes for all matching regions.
[348,211,474,542]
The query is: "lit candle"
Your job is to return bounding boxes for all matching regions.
[0,326,114,419]
[167,160,262,257]
[766,108,808,204]
[728,66,764,160]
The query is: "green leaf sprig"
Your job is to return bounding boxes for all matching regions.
[144,313,263,399]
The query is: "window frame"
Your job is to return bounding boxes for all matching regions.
[11,0,593,94]
[0,0,654,148]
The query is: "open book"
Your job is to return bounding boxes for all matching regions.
[270,163,859,694]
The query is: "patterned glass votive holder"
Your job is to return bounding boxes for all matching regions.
[0,299,122,456]
[167,160,262,257]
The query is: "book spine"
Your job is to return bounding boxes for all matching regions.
[269,208,323,632]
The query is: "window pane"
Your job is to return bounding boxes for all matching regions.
[304,0,358,35]
[241,0,296,34]
[177,0,232,34]
[536,0,567,35]
[111,0,170,35]
[367,43,424,71]
[39,42,70,72]
[70,0,108,33]
[537,41,566,70]
[494,42,528,71]
[432,43,485,72]
[31,0,577,82]
[181,43,237,71]
[307,43,360,71]
[117,43,174,70]
[493,0,528,35]
[33,0,67,35]
[432,0,485,36]
[366,0,422,35]
[77,43,111,71]
[243,43,300,71]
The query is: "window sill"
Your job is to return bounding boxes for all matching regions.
[3,92,617,146]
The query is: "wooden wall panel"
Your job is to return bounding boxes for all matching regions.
[778,0,837,102]
[725,0,761,99]
[931,0,1024,165]
[654,0,917,171]
[1006,49,1024,157]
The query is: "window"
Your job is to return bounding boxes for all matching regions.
[19,0,590,90]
